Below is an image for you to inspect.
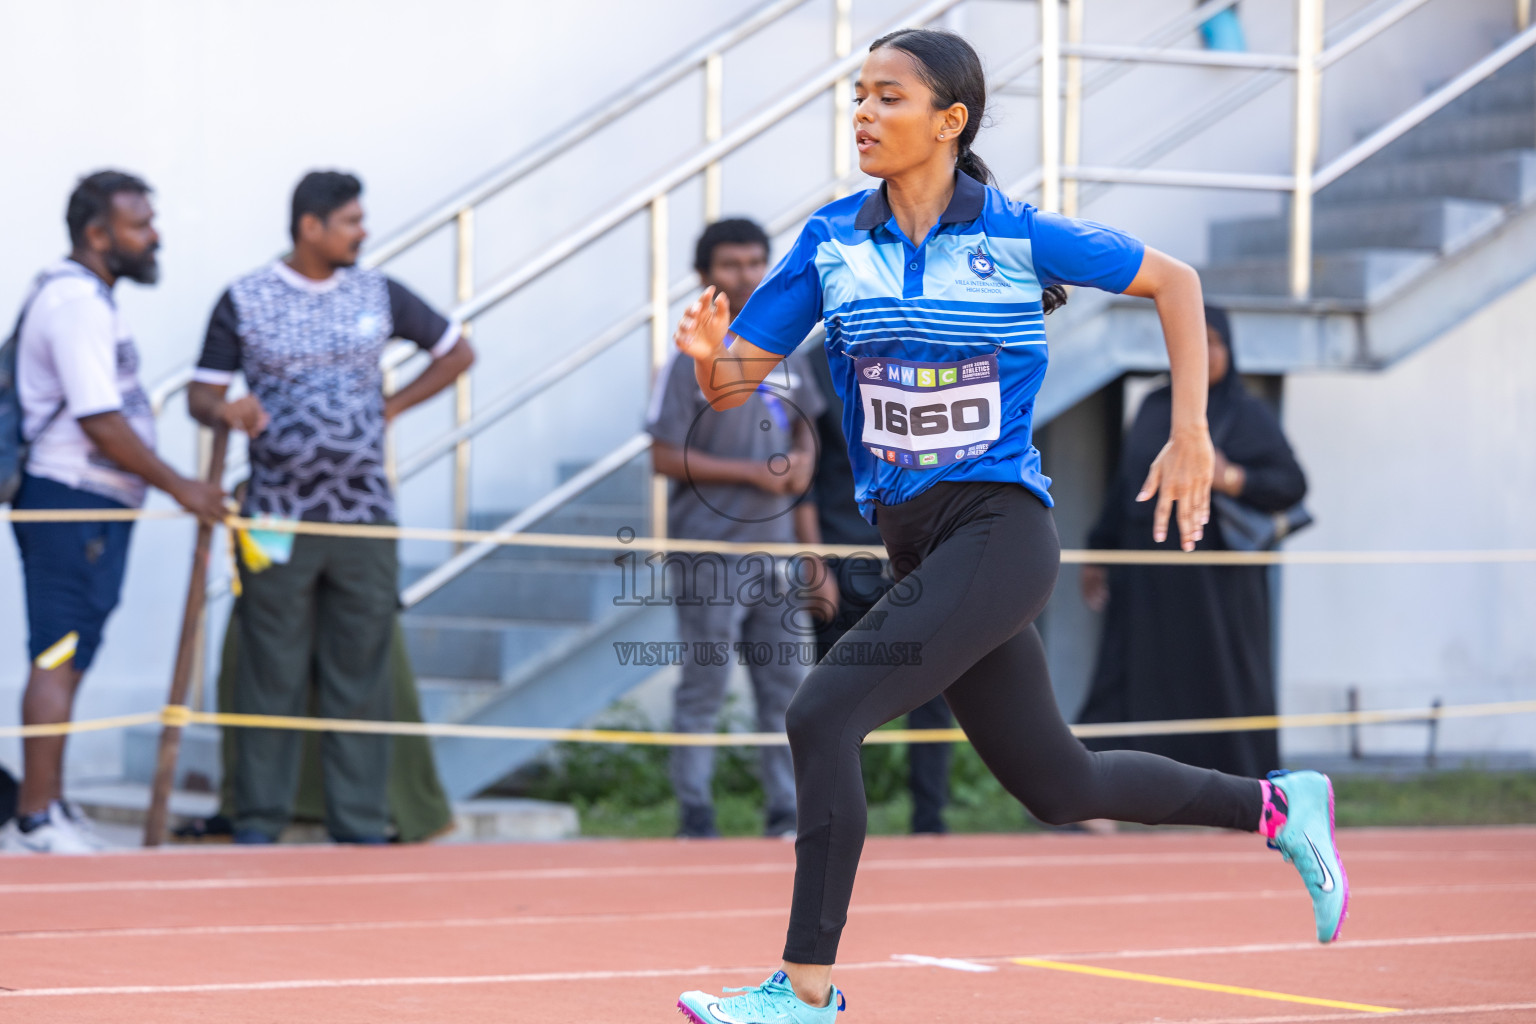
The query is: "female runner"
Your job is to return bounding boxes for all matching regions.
[673,28,1347,1024]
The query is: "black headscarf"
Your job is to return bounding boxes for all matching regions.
[1204,303,1245,439]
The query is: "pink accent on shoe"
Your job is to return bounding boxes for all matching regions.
[1258,779,1288,840]
[1326,774,1350,942]
[678,1002,708,1023]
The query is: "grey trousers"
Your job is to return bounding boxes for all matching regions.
[669,556,805,813]
[233,532,397,841]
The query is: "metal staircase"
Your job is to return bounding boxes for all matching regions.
[134,0,1536,801]
[400,465,665,798]
[1040,9,1536,423]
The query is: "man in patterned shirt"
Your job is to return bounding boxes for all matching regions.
[188,171,474,844]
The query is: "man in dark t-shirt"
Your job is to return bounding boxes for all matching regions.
[645,219,827,839]
[188,171,474,844]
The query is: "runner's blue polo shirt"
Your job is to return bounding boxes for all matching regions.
[729,170,1145,523]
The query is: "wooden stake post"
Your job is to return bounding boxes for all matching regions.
[143,427,228,847]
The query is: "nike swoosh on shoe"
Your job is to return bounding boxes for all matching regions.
[1304,832,1335,893]
[705,1003,756,1024]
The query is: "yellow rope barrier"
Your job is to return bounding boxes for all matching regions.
[0,712,164,739]
[2,507,1534,565]
[3,699,1533,745]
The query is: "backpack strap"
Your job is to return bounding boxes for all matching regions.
[10,265,99,444]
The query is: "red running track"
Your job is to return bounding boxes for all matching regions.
[1,827,1533,1023]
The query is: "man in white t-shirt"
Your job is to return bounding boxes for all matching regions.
[1,171,225,855]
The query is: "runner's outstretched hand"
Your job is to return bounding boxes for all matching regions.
[1137,425,1213,552]
[675,286,731,361]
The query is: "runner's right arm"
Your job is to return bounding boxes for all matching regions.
[674,287,787,411]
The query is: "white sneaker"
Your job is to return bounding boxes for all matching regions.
[56,800,114,851]
[0,805,100,854]
[0,819,38,854]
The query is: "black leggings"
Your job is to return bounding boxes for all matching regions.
[782,482,1263,965]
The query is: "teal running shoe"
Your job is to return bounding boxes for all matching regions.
[1266,769,1349,943]
[678,971,845,1023]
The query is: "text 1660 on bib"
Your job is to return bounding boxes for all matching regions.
[855,354,1001,469]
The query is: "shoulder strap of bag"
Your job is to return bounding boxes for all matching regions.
[10,267,94,443]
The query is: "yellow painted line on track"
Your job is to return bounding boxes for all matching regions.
[1011,958,1400,1014]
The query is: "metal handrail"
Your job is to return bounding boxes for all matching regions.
[446,0,964,329]
[146,0,811,414]
[1060,42,1299,71]
[394,169,872,482]
[1317,0,1434,69]
[1314,23,1536,189]
[192,0,1533,611]
[1037,19,1536,202]
[1068,0,1429,210]
[403,0,1506,485]
[1064,167,1294,191]
[359,0,809,269]
[399,432,653,608]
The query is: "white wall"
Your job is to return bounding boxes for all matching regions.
[0,0,777,776]
[1279,272,1536,759]
[0,0,1525,778]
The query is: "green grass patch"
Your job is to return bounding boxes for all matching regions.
[509,705,1536,838]
[1331,769,1536,828]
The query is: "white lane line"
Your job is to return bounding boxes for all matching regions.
[890,954,997,972]
[4,883,1531,942]
[1,848,1526,896]
[0,960,909,998]
[4,932,1533,999]
[1120,1003,1536,1024]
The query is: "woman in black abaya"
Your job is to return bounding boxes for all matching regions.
[1078,305,1307,778]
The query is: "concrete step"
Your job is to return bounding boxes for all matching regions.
[554,459,651,506]
[447,798,579,842]
[64,781,577,844]
[430,603,678,799]
[468,503,649,562]
[123,723,220,788]
[417,676,501,721]
[1376,109,1536,161]
[1316,149,1536,206]
[1199,248,1435,302]
[401,615,585,682]
[402,559,619,622]
[67,781,218,831]
[1437,53,1535,117]
[1209,198,1505,258]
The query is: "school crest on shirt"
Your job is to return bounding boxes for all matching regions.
[967,245,997,280]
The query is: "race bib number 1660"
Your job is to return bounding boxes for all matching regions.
[855,354,1001,469]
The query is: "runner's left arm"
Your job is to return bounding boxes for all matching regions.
[1121,247,1212,551]
[1031,211,1211,552]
